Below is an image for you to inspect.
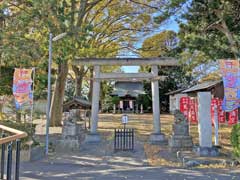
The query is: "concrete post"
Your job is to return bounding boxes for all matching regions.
[198,92,212,148]
[149,65,165,143]
[113,104,116,114]
[85,65,101,143]
[196,92,219,156]
[140,104,143,114]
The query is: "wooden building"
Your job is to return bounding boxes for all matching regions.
[63,97,91,112]
[167,80,223,113]
[111,81,145,112]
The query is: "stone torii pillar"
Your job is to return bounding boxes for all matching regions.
[85,65,101,142]
[149,65,166,143]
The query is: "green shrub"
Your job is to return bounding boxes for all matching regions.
[231,124,240,157]
[0,120,39,149]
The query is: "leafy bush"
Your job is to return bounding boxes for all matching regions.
[231,124,240,157]
[111,96,120,105]
[0,120,39,149]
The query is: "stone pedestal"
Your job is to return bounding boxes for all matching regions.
[84,133,101,143]
[56,110,85,152]
[194,146,219,157]
[169,136,193,152]
[149,133,167,144]
[169,110,193,152]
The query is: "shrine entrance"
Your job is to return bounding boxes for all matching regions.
[72,58,178,143]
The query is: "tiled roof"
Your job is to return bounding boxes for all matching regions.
[182,80,222,93]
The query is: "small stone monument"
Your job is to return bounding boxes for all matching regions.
[56,109,85,151]
[169,110,193,152]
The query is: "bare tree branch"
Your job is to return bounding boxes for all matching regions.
[128,0,159,10]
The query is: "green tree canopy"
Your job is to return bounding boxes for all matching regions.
[140,30,178,57]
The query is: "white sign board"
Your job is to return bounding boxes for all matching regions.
[122,114,128,124]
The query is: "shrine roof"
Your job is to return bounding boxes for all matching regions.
[182,80,222,93]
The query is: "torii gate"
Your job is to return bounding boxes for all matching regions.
[72,57,179,143]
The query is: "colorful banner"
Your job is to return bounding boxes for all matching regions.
[220,60,240,112]
[12,68,33,109]
[228,109,238,125]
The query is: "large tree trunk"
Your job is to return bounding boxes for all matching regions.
[72,65,85,97]
[88,67,93,102]
[50,61,68,126]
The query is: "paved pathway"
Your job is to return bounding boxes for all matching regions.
[21,114,238,180]
[20,156,240,180]
[20,141,240,180]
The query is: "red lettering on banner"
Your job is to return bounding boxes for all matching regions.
[217,99,226,123]
[180,97,190,120]
[188,98,198,124]
[228,109,238,125]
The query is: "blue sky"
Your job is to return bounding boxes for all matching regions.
[122,19,180,73]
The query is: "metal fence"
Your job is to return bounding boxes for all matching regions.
[114,128,134,151]
[0,125,27,180]
[1,138,21,180]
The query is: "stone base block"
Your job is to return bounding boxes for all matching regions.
[149,133,167,144]
[0,146,45,162]
[172,124,189,136]
[194,146,219,157]
[56,139,80,152]
[84,133,101,143]
[169,135,193,152]
[30,146,45,161]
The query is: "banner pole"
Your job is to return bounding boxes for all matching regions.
[238,57,240,124]
[46,33,53,156]
[30,68,35,125]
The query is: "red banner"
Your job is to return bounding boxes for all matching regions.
[179,97,238,126]
[188,98,198,123]
[211,98,226,124]
[180,97,190,119]
[217,99,226,123]
[228,109,238,125]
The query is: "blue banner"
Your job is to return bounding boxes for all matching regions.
[220,60,240,112]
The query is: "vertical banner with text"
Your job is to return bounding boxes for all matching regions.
[188,98,198,123]
[180,97,190,119]
[12,68,33,109]
[219,60,240,112]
